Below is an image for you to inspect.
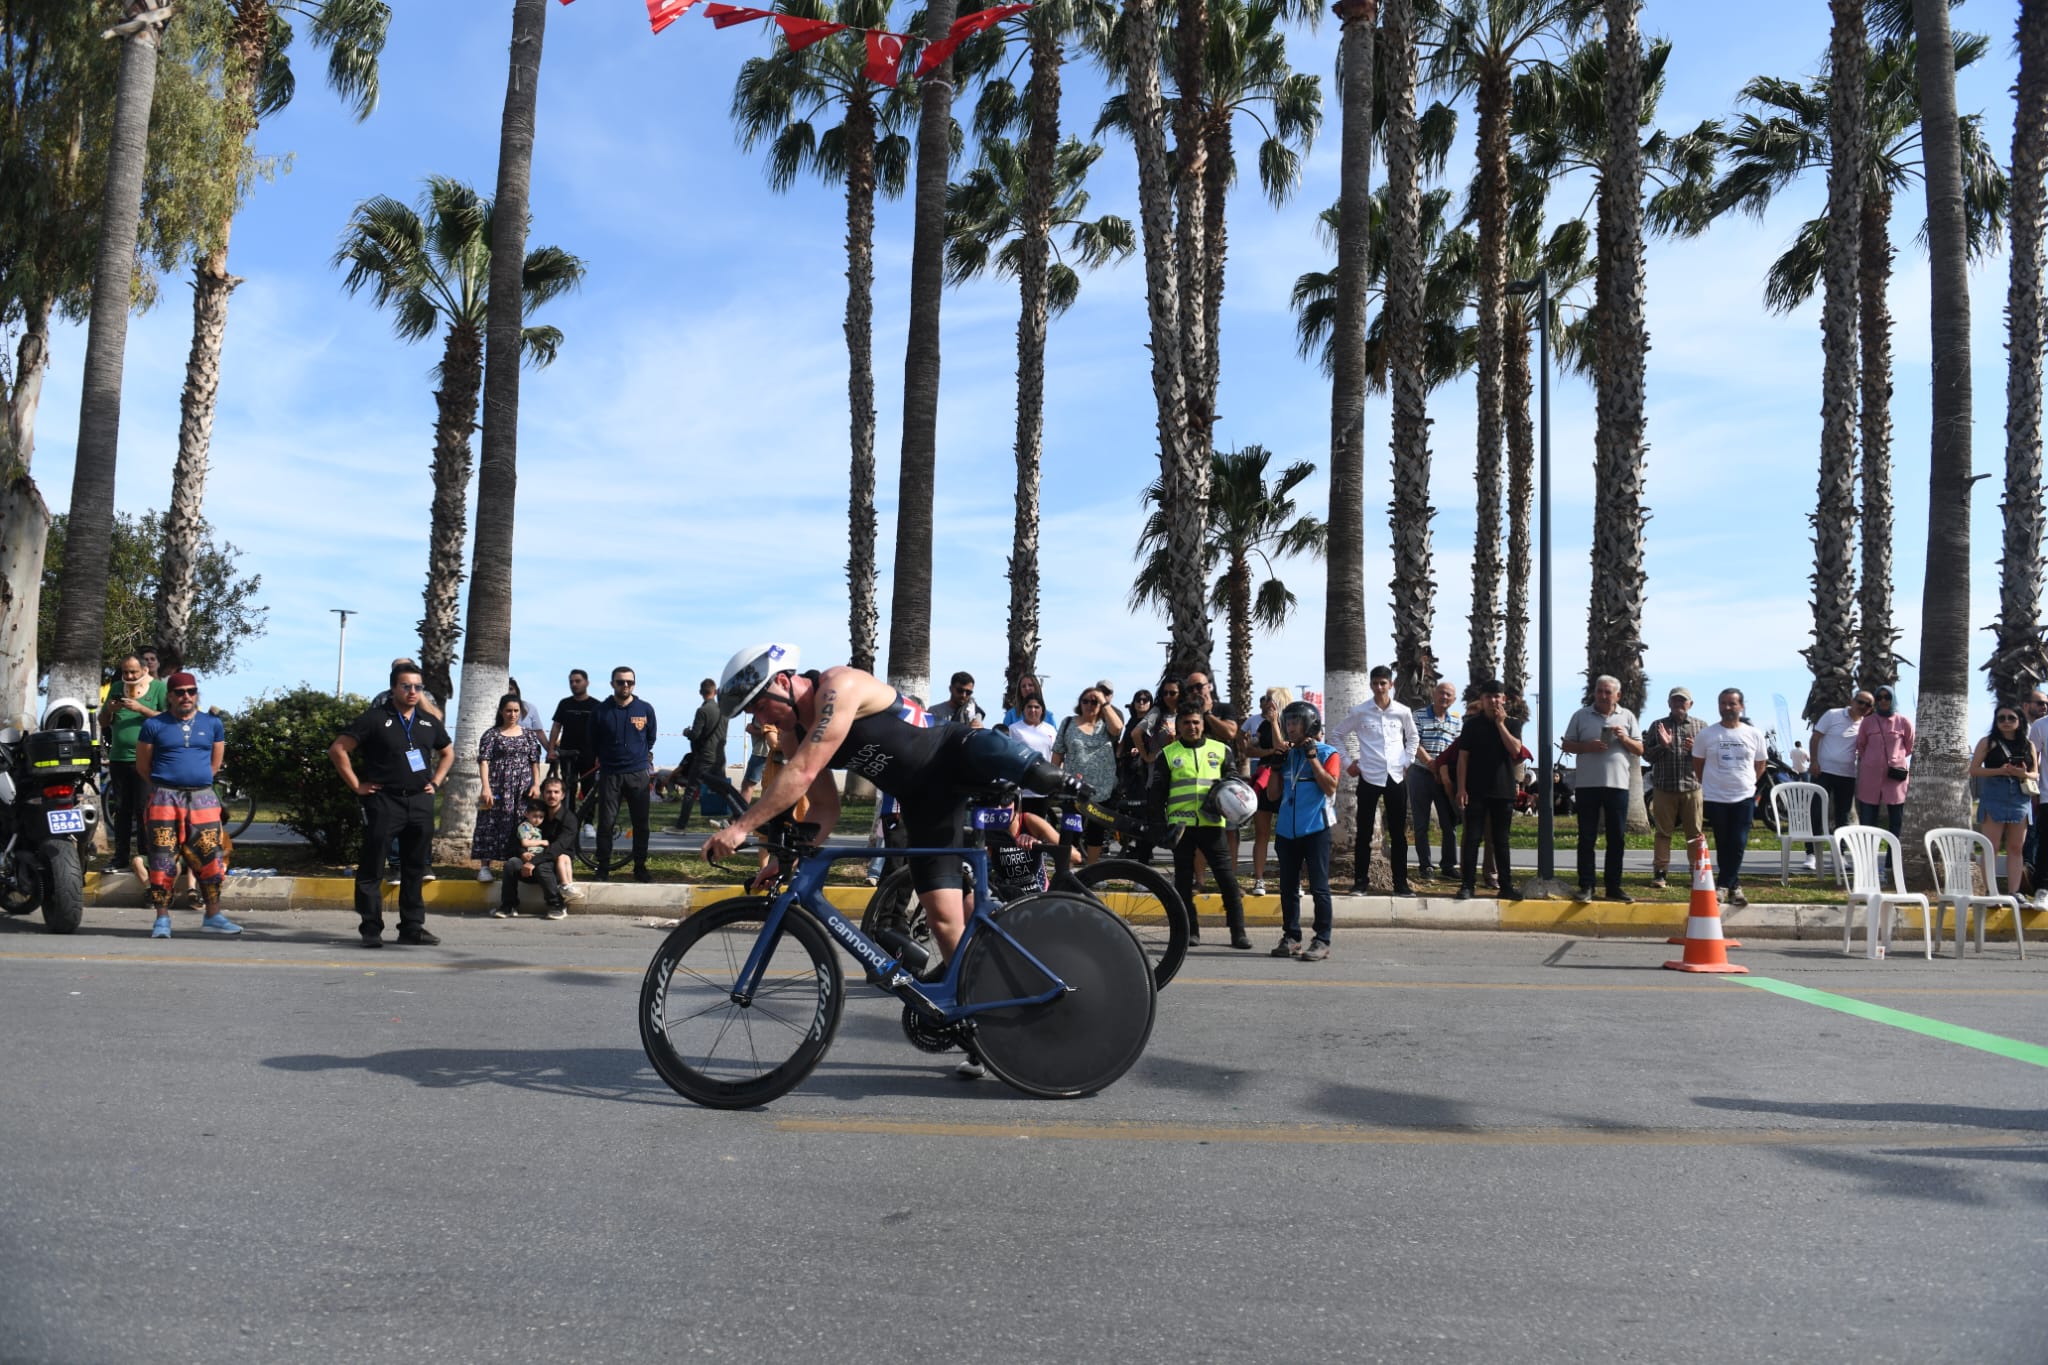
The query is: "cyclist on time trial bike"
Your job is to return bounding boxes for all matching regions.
[699,643,1084,968]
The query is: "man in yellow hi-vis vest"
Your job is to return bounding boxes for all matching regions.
[1153,704,1251,950]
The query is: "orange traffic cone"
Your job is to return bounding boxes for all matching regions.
[1664,836,1748,974]
[1666,837,1741,947]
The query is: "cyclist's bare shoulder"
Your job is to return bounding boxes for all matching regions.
[810,666,898,720]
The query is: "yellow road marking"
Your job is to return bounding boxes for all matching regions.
[772,1116,2036,1148]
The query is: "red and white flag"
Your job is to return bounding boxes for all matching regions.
[913,2,1030,76]
[774,14,848,50]
[704,3,775,28]
[864,29,908,85]
[646,0,698,32]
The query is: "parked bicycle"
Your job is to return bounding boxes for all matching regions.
[639,784,1157,1107]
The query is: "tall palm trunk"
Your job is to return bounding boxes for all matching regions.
[1225,553,1253,721]
[157,2,267,659]
[1467,63,1510,687]
[1006,26,1060,703]
[2,296,55,719]
[844,89,881,677]
[1990,0,2048,706]
[1502,305,1532,697]
[1201,118,1229,417]
[438,0,546,855]
[1901,0,1974,881]
[1164,0,1214,677]
[1803,0,1864,724]
[1124,0,1202,675]
[1855,187,1898,691]
[46,5,167,710]
[1382,0,1434,707]
[419,323,483,706]
[1326,0,1374,855]
[883,0,958,704]
[1588,0,1649,718]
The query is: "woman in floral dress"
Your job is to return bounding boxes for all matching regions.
[474,694,544,882]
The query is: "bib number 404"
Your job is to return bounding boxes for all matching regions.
[45,809,85,835]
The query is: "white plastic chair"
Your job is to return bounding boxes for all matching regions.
[1769,781,1837,885]
[1832,825,1932,960]
[1923,828,2027,960]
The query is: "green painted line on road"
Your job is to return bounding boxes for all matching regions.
[1732,975,2048,1069]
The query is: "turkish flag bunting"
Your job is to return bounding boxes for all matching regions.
[646,0,698,31]
[913,3,1031,76]
[704,4,776,28]
[775,15,848,50]
[864,29,908,85]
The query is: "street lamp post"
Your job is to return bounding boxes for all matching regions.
[1506,272,1566,897]
[330,609,357,698]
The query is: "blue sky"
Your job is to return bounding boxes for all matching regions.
[28,0,2031,760]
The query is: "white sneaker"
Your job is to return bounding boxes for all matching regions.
[1801,856,1818,873]
[1251,879,1266,896]
[422,872,437,882]
[563,883,586,902]
[477,867,494,884]
[955,1053,985,1080]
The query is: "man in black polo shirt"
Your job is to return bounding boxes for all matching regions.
[328,663,454,947]
[590,664,658,882]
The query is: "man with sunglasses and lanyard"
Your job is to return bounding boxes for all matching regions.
[330,663,453,947]
[134,672,238,939]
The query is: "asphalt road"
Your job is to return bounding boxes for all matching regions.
[2,908,2043,1364]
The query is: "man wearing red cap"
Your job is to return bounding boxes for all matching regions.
[133,672,238,939]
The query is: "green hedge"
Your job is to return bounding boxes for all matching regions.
[227,687,370,862]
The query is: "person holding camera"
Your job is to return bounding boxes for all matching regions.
[1561,674,1643,904]
[1270,700,1342,961]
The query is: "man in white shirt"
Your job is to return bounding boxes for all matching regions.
[1807,690,1870,836]
[1691,687,1770,908]
[1561,674,1644,903]
[2026,688,2048,902]
[1329,666,1422,897]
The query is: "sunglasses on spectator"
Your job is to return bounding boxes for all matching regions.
[614,678,635,687]
[1998,713,2020,723]
[169,687,198,697]
[1081,698,1101,707]
[396,682,424,692]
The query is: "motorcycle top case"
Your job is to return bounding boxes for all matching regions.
[25,729,95,775]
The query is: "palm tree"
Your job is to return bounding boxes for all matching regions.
[1510,31,1718,714]
[1990,0,2048,706]
[1420,0,1596,689]
[1381,0,1434,707]
[1114,0,1208,675]
[333,177,584,705]
[45,3,171,710]
[437,0,550,857]
[1899,0,1978,873]
[883,0,963,704]
[1133,445,1326,715]
[732,2,916,678]
[946,133,1133,702]
[157,0,390,661]
[1716,29,2007,703]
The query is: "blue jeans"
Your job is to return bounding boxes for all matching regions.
[1704,798,1754,891]
[1856,800,1904,837]
[1575,785,1629,893]
[1276,827,1333,944]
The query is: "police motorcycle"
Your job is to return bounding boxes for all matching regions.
[0,697,99,935]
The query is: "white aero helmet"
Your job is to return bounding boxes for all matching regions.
[717,642,800,717]
[1206,777,1259,830]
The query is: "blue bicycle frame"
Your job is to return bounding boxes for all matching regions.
[729,836,1072,1022]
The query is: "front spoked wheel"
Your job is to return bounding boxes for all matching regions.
[639,896,843,1109]
[1065,858,1189,991]
[959,892,1156,1099]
